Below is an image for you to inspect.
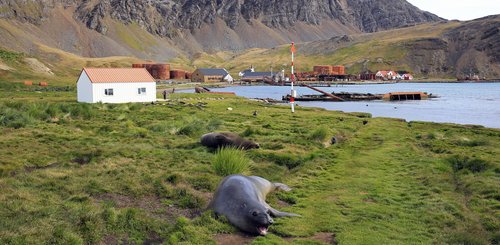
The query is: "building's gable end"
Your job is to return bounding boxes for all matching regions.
[77,70,94,103]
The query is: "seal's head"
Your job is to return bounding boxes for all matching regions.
[244,207,274,235]
[241,141,260,150]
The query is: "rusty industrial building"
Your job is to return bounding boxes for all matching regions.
[313,65,345,75]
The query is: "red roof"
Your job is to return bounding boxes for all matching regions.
[377,71,388,76]
[82,68,156,83]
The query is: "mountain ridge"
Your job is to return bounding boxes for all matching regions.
[0,1,498,80]
[0,0,442,54]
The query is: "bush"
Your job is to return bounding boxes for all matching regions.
[455,139,488,147]
[71,149,103,165]
[206,118,222,131]
[189,175,216,191]
[49,225,84,245]
[241,127,255,137]
[0,102,96,128]
[447,230,490,245]
[78,210,104,244]
[212,147,251,176]
[177,118,205,136]
[171,188,206,209]
[0,107,33,128]
[147,122,170,132]
[447,155,490,173]
[257,152,304,169]
[308,126,328,142]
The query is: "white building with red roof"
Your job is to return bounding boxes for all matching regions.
[376,70,400,80]
[77,68,157,103]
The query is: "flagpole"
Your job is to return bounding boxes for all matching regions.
[290,42,296,113]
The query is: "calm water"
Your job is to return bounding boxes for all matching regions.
[208,83,500,128]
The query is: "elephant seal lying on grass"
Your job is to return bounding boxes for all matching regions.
[200,132,259,150]
[208,175,300,235]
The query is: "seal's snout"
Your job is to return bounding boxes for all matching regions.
[268,217,274,224]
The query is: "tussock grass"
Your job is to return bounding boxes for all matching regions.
[308,126,329,142]
[0,101,95,128]
[174,117,223,137]
[447,155,490,173]
[212,147,251,176]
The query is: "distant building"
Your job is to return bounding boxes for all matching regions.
[313,65,345,75]
[239,66,255,77]
[376,70,399,80]
[402,74,414,80]
[313,65,333,75]
[360,73,376,80]
[241,71,274,82]
[191,68,233,83]
[77,68,157,103]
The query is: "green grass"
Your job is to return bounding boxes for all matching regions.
[0,48,24,62]
[0,88,498,244]
[212,147,251,176]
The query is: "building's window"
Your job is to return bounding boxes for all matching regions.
[105,88,114,96]
[138,87,146,95]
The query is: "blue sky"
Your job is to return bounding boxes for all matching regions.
[407,0,500,20]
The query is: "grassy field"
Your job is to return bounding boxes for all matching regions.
[0,82,499,245]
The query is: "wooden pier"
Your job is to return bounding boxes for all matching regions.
[195,87,236,95]
[382,92,429,101]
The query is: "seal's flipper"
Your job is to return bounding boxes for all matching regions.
[273,183,292,192]
[268,207,301,217]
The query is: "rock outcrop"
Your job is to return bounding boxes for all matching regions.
[0,0,442,42]
[407,16,500,78]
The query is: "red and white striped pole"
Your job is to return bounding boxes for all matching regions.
[290,42,297,113]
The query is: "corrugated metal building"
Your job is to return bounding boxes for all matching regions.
[241,72,274,82]
[191,68,233,83]
[313,65,345,75]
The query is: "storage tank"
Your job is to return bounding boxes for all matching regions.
[142,64,170,80]
[313,65,333,75]
[332,66,345,75]
[170,70,186,80]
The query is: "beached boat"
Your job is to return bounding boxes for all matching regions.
[283,91,434,102]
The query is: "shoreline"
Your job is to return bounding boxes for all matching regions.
[158,80,500,90]
[185,83,500,129]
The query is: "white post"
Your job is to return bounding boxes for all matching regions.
[291,42,295,113]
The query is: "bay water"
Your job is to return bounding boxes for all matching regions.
[209,83,500,128]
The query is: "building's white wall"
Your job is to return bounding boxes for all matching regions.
[77,72,93,103]
[224,74,234,82]
[91,82,157,103]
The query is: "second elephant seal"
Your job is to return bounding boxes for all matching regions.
[200,132,259,150]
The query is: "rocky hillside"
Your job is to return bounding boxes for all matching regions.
[74,0,441,37]
[278,15,499,79]
[403,15,500,78]
[0,0,441,56]
[1,1,497,80]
